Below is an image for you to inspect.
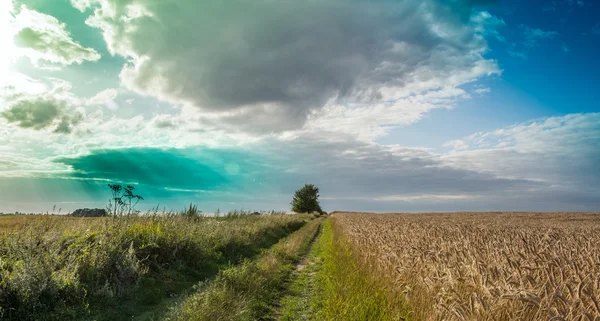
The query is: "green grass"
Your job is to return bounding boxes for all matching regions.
[0,214,309,320]
[166,219,322,321]
[310,219,410,321]
[278,233,321,321]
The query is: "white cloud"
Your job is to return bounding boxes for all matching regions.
[521,25,559,48]
[443,113,600,192]
[73,0,501,133]
[507,50,527,60]
[305,87,470,141]
[474,87,491,94]
[443,139,469,150]
[10,5,100,66]
[87,88,119,110]
[0,1,17,75]
[470,11,506,42]
[0,74,85,134]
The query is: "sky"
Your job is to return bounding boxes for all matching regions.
[0,0,599,213]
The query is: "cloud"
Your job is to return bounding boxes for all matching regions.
[1,98,63,130]
[263,134,540,201]
[443,139,469,150]
[88,88,119,110]
[272,113,600,211]
[0,74,85,134]
[73,0,501,132]
[507,50,527,59]
[521,25,559,47]
[150,114,179,129]
[1,98,85,133]
[566,0,585,6]
[55,148,228,190]
[470,11,506,42]
[54,111,84,134]
[2,109,599,211]
[507,25,561,59]
[304,87,472,141]
[542,1,558,11]
[443,113,600,195]
[545,0,584,12]
[46,134,544,212]
[11,5,100,66]
[474,87,491,94]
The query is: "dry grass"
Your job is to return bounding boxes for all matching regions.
[333,212,600,321]
[0,215,103,231]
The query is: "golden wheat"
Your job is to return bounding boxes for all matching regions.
[332,212,600,321]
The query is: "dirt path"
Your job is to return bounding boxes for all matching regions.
[274,224,323,321]
[126,223,313,321]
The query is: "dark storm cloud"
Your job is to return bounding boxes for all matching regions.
[78,0,501,131]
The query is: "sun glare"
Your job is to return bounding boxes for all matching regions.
[0,1,17,80]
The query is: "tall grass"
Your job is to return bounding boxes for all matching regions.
[0,213,309,320]
[221,209,289,218]
[166,219,322,321]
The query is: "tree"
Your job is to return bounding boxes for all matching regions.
[291,184,323,214]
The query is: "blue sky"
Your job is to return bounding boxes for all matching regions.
[382,0,600,149]
[0,0,598,213]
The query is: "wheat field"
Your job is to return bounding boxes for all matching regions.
[333,212,600,321]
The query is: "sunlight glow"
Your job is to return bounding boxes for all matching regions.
[0,1,17,82]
